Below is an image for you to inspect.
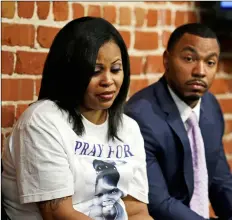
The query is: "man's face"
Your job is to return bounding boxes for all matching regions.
[163,33,220,106]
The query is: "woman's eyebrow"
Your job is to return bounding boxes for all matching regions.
[112,58,122,64]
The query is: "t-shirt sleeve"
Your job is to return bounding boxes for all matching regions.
[13,114,74,204]
[127,122,149,204]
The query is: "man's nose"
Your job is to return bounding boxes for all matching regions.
[192,61,206,78]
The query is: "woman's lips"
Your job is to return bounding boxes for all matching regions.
[97,92,115,101]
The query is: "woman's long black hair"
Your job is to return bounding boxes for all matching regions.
[38,17,130,141]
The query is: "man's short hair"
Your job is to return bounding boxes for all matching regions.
[167,23,220,51]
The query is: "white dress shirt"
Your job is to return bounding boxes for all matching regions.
[167,85,201,130]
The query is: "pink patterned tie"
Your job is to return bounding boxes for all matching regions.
[187,111,209,218]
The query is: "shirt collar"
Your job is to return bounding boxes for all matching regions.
[167,85,201,123]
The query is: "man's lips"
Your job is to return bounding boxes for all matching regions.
[186,80,207,89]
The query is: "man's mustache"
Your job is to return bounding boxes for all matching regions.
[186,79,207,88]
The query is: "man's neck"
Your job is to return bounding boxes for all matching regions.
[164,76,200,108]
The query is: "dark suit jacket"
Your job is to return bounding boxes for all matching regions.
[125,76,232,220]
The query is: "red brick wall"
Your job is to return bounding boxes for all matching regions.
[1,2,232,214]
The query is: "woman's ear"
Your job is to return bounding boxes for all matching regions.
[163,50,169,71]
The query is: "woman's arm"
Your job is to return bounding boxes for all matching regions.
[37,196,92,220]
[123,195,154,220]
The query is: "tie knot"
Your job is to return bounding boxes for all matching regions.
[186,111,198,128]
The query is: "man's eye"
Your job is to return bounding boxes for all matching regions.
[207,60,216,67]
[184,56,193,62]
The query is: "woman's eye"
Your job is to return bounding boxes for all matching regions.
[94,68,102,74]
[111,68,122,73]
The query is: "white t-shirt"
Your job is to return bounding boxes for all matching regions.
[2,100,149,220]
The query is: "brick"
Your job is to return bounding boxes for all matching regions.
[15,51,47,75]
[218,58,232,74]
[162,31,171,48]
[147,9,158,27]
[1,51,14,75]
[35,79,42,96]
[103,5,116,24]
[175,11,186,27]
[119,7,131,25]
[159,10,171,26]
[53,2,68,21]
[16,104,28,120]
[134,31,158,50]
[129,56,143,75]
[2,79,34,101]
[1,1,15,18]
[2,105,15,128]
[119,31,131,49]
[129,79,149,97]
[87,5,101,17]
[134,7,146,27]
[144,56,164,74]
[224,59,232,74]
[187,11,198,23]
[18,1,34,19]
[224,139,232,154]
[210,79,232,94]
[2,23,35,47]
[72,3,84,19]
[37,2,50,20]
[225,120,232,135]
[37,26,60,48]
[218,99,232,114]
[148,77,160,86]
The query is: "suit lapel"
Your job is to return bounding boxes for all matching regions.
[154,76,194,198]
[199,95,217,182]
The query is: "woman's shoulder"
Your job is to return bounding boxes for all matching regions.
[121,114,141,134]
[16,100,65,128]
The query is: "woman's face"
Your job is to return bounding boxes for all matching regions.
[82,41,124,111]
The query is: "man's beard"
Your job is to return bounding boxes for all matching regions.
[185,94,201,102]
[172,86,201,106]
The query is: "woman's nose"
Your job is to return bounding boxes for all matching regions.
[100,71,113,87]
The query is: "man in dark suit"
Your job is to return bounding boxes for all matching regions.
[125,23,232,220]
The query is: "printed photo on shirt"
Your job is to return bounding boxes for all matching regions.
[89,159,126,220]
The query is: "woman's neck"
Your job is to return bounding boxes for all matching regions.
[80,108,107,125]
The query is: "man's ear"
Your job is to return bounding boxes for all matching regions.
[163,50,169,71]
